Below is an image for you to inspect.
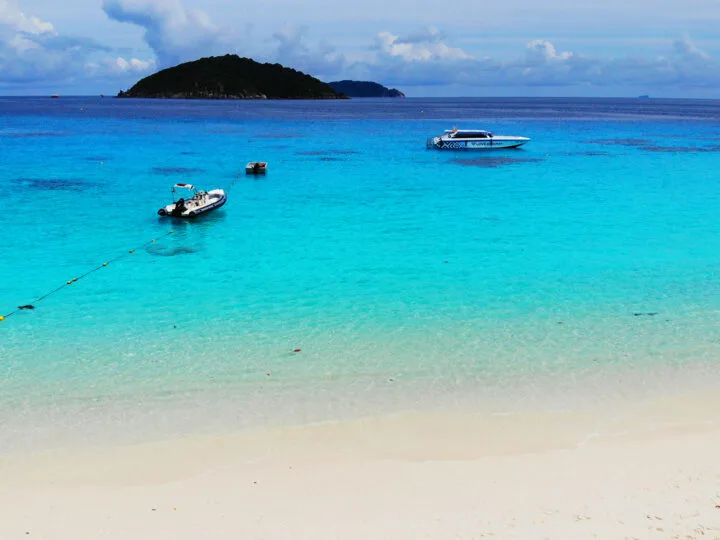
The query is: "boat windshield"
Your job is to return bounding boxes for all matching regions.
[171,184,198,200]
[452,131,492,139]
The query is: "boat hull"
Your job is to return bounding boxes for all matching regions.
[246,162,267,174]
[158,190,227,218]
[428,137,529,150]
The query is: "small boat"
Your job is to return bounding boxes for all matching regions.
[50,94,59,99]
[427,128,530,150]
[246,162,267,174]
[157,183,226,218]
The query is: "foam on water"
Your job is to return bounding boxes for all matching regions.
[1,97,720,451]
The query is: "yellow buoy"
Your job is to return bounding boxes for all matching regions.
[67,280,72,285]
[103,262,108,266]
[129,249,134,254]
[0,315,5,321]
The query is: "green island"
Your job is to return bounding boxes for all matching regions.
[117,55,346,99]
[328,80,405,98]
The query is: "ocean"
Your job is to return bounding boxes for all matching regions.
[1,96,720,451]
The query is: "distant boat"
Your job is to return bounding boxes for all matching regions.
[50,94,59,99]
[246,162,268,174]
[427,128,530,150]
[157,183,227,218]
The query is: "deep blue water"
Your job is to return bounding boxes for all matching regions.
[1,97,720,450]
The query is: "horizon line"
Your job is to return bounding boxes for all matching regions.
[1,95,718,101]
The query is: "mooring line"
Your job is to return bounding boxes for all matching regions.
[0,230,175,321]
[224,168,244,195]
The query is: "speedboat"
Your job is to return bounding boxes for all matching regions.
[428,128,530,150]
[157,183,226,218]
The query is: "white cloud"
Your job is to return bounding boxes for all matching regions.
[524,39,573,65]
[352,31,720,91]
[86,55,155,76]
[102,0,229,68]
[101,0,347,78]
[376,28,473,61]
[0,0,153,88]
[0,0,54,35]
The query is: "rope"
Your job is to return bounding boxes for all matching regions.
[3,166,247,322]
[225,168,244,195]
[0,230,175,322]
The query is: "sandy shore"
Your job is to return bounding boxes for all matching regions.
[1,390,719,539]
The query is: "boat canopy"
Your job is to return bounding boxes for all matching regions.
[172,183,195,190]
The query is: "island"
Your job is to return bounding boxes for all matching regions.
[328,80,405,98]
[117,55,345,99]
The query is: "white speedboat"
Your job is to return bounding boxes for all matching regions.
[157,183,226,218]
[428,128,530,150]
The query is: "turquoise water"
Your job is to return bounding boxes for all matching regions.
[2,97,720,450]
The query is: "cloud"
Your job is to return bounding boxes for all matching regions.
[21,33,112,54]
[352,30,720,91]
[86,56,155,77]
[524,39,572,66]
[271,25,345,78]
[376,28,473,61]
[102,0,229,68]
[101,0,347,78]
[394,27,446,45]
[672,36,710,61]
[0,0,154,88]
[0,0,53,35]
[101,0,345,78]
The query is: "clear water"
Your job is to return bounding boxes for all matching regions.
[2,97,720,450]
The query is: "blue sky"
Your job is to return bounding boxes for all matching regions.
[2,0,720,96]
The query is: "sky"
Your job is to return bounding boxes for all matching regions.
[2,0,720,97]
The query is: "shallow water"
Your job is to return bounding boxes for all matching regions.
[2,97,720,451]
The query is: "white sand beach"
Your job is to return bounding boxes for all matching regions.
[1,388,719,539]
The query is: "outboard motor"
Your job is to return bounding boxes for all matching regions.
[171,198,186,217]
